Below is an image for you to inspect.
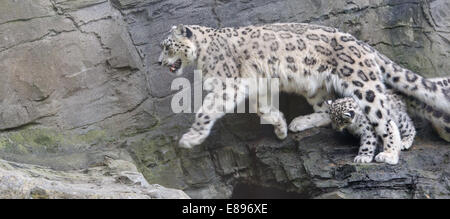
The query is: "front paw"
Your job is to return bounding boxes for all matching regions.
[289,117,315,132]
[375,152,399,165]
[354,155,373,163]
[178,131,206,149]
[400,140,413,151]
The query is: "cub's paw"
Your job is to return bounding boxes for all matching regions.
[400,141,413,151]
[288,117,315,132]
[179,131,205,149]
[375,152,399,165]
[354,155,373,163]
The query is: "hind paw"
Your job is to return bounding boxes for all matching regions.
[179,131,206,149]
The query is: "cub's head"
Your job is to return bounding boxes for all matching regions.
[158,24,197,76]
[327,97,357,132]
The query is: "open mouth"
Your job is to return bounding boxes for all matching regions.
[169,59,182,73]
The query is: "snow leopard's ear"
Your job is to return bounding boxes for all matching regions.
[173,24,193,39]
[325,99,333,106]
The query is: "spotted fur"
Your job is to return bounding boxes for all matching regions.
[328,93,416,163]
[295,78,450,144]
[401,77,450,142]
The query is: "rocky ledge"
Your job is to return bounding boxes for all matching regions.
[243,127,449,199]
[0,157,189,199]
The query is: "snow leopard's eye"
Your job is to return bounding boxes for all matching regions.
[343,110,355,119]
[348,110,355,118]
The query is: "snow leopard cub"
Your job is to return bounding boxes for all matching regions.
[327,94,416,164]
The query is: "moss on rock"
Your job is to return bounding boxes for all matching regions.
[0,127,113,155]
[127,134,187,190]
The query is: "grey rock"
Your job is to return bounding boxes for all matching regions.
[0,157,190,199]
[314,191,347,199]
[0,0,54,24]
[52,0,108,12]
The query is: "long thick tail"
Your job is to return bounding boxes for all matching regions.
[401,93,450,142]
[375,53,450,115]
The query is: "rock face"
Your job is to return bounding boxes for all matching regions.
[246,127,449,199]
[0,0,449,198]
[0,157,190,199]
